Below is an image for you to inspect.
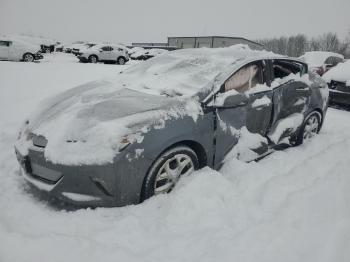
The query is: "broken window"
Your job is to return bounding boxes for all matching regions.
[224,63,263,93]
[273,60,306,79]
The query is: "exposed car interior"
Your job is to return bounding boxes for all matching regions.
[273,60,305,79]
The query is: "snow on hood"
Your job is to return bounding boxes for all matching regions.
[16,80,202,165]
[299,51,344,68]
[323,60,350,84]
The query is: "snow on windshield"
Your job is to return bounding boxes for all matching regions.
[114,45,272,97]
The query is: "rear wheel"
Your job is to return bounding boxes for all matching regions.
[293,112,321,146]
[117,57,126,65]
[141,146,199,202]
[23,53,34,62]
[88,55,98,63]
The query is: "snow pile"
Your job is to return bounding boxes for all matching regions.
[323,60,350,85]
[299,51,344,68]
[252,95,271,108]
[268,113,304,144]
[0,54,350,262]
[224,127,268,161]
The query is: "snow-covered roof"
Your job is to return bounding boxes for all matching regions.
[299,51,344,68]
[117,44,276,97]
[323,60,350,85]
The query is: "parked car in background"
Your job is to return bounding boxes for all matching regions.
[72,43,96,56]
[77,44,129,64]
[0,37,43,62]
[15,45,328,207]
[299,51,344,76]
[63,41,85,53]
[130,48,168,60]
[55,43,64,52]
[323,59,350,105]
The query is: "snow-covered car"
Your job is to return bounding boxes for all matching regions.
[77,44,129,64]
[0,38,43,62]
[63,42,84,53]
[130,48,168,60]
[323,60,350,105]
[299,51,344,76]
[15,45,328,207]
[71,43,96,56]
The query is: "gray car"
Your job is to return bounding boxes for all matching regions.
[15,46,329,207]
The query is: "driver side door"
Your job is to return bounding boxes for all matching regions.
[99,46,112,61]
[213,60,273,167]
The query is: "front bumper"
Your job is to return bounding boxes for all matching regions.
[34,53,43,60]
[328,81,350,106]
[329,90,350,106]
[78,56,88,63]
[14,144,152,207]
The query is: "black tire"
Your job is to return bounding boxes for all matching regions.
[141,146,199,202]
[88,55,98,63]
[293,111,321,146]
[23,53,34,62]
[117,57,126,65]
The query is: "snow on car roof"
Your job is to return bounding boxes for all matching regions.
[323,60,350,85]
[299,51,344,68]
[115,44,276,97]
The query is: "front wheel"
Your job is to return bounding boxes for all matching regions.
[293,112,321,146]
[88,55,98,63]
[23,53,34,62]
[141,146,199,202]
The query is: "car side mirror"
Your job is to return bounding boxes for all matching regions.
[212,91,249,108]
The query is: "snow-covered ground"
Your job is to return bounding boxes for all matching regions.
[0,53,349,262]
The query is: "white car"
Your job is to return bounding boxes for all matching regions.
[323,60,350,106]
[0,38,43,62]
[71,43,96,56]
[78,44,129,64]
[299,51,344,76]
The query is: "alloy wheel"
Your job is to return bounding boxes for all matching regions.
[303,115,319,140]
[154,153,194,195]
[24,54,34,62]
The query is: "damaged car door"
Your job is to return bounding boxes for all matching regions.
[268,59,310,143]
[212,60,273,166]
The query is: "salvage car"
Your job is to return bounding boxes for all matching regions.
[77,44,129,64]
[0,37,43,62]
[15,45,328,207]
[299,51,344,76]
[323,59,350,105]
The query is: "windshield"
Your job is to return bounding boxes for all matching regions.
[115,46,263,97]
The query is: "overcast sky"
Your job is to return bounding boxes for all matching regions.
[0,0,349,44]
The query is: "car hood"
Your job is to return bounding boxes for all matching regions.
[17,80,200,165]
